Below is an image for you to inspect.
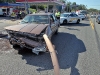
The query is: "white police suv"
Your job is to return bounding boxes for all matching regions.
[60,12,81,24]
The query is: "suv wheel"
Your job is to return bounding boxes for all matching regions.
[63,19,67,24]
[77,19,80,24]
[3,13,6,17]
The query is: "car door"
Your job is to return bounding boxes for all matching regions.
[68,14,78,23]
[73,14,79,22]
[97,16,100,23]
[50,15,57,33]
[52,14,59,28]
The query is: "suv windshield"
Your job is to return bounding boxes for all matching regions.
[21,15,49,24]
[60,14,70,17]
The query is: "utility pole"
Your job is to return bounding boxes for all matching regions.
[66,0,68,12]
[25,0,29,14]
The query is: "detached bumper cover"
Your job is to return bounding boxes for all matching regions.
[19,38,41,47]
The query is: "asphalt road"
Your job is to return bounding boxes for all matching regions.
[0,19,100,75]
[0,17,20,32]
[91,18,100,52]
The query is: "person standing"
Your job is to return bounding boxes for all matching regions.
[55,10,60,19]
[19,10,22,19]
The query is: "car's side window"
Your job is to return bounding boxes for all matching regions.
[73,14,78,17]
[69,14,74,17]
[52,14,56,21]
[50,15,54,22]
[30,15,35,22]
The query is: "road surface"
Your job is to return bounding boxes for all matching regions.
[0,19,100,75]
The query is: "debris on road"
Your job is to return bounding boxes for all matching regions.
[0,30,8,38]
[0,33,8,37]
[0,31,17,53]
[0,38,13,52]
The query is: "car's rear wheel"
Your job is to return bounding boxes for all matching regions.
[63,19,67,24]
[82,18,84,20]
[98,22,100,24]
[3,13,6,17]
[77,19,80,24]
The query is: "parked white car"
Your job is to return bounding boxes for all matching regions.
[60,12,81,24]
[91,14,96,18]
[78,13,86,20]
[0,7,13,17]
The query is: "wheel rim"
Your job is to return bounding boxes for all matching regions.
[77,20,80,23]
[63,20,67,24]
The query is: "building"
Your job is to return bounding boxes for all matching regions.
[16,0,64,13]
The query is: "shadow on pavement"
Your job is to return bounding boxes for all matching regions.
[60,22,90,27]
[84,19,89,21]
[66,28,80,31]
[52,32,86,75]
[15,32,86,75]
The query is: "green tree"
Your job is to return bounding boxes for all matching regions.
[87,8,98,14]
[78,4,87,10]
[65,1,72,12]
[72,2,76,5]
[0,0,15,3]
[60,0,66,3]
[71,2,77,12]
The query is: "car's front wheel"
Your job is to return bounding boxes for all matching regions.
[77,19,80,24]
[63,19,67,24]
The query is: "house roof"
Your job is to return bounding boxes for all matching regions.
[0,3,24,7]
[16,0,63,5]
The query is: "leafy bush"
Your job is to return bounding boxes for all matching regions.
[29,8,36,13]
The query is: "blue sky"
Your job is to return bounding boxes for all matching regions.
[66,0,100,10]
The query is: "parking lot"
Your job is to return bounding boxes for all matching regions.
[0,16,21,28]
[0,17,100,75]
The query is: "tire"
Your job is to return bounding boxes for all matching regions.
[82,18,84,20]
[55,29,58,35]
[77,19,80,24]
[63,19,67,24]
[3,13,6,17]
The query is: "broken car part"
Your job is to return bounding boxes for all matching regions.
[43,34,60,75]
